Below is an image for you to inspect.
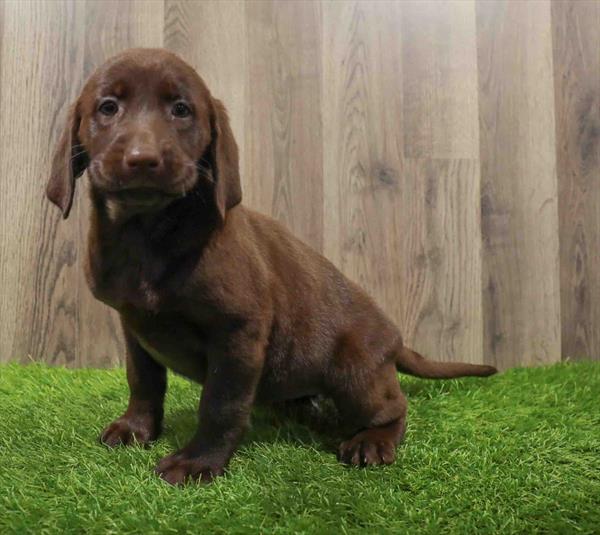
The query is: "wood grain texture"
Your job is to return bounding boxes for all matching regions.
[552,1,600,361]
[400,159,484,364]
[0,0,597,368]
[322,1,482,363]
[322,0,405,325]
[0,0,84,365]
[245,0,323,251]
[400,1,483,363]
[477,0,561,368]
[402,0,480,159]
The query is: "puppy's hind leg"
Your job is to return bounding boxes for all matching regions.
[326,334,407,466]
[338,414,406,466]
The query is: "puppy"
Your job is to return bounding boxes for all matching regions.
[47,48,496,485]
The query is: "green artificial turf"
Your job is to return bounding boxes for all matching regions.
[1,361,599,534]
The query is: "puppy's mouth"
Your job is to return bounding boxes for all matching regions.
[89,159,198,213]
[106,188,180,206]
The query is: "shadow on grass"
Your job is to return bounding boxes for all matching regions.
[160,376,497,453]
[162,397,342,454]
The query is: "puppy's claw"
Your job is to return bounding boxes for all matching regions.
[338,437,396,467]
[155,451,226,485]
[99,417,158,448]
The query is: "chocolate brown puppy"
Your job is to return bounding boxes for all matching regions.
[47,48,496,485]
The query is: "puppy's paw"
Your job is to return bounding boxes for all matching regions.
[338,435,396,467]
[155,450,226,485]
[100,415,160,448]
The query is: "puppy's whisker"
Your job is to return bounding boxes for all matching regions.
[70,150,87,162]
[70,143,85,152]
[183,161,215,184]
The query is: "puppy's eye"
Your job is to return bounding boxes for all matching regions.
[98,99,119,116]
[172,101,192,118]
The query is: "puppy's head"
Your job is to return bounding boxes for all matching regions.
[47,48,241,220]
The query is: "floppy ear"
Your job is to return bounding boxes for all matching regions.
[46,103,89,219]
[207,98,242,220]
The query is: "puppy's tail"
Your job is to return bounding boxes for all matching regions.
[395,346,497,379]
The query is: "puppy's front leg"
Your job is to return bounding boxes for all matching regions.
[155,338,264,485]
[100,323,167,447]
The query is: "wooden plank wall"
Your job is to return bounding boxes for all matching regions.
[0,0,598,370]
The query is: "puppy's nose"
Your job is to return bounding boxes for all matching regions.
[124,146,162,172]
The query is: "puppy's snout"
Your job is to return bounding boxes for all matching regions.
[124,144,162,172]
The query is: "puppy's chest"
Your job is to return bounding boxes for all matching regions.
[123,307,210,381]
[87,242,229,377]
[87,239,189,313]
[90,265,165,312]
